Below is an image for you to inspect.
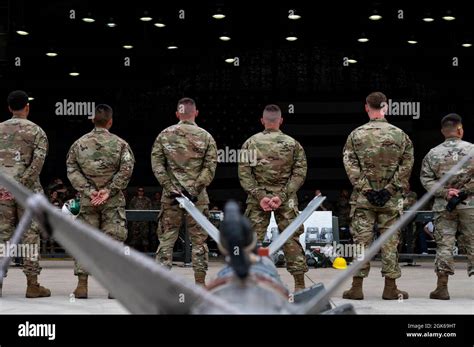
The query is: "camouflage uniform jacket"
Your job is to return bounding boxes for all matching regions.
[66,127,135,207]
[420,137,474,211]
[343,118,414,210]
[238,128,307,205]
[0,116,48,193]
[151,120,217,205]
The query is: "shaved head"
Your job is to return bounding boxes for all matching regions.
[261,104,283,130]
[262,104,282,123]
[176,97,198,121]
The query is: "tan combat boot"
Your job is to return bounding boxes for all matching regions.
[73,275,88,299]
[194,271,206,286]
[342,277,364,300]
[294,274,305,292]
[430,273,450,300]
[382,277,409,300]
[25,275,51,298]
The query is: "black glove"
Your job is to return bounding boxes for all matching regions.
[446,191,468,212]
[364,190,380,206]
[364,189,392,207]
[377,189,392,207]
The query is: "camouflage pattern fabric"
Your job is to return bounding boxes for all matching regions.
[420,138,474,212]
[156,203,209,273]
[238,129,306,205]
[74,205,128,275]
[343,118,414,279]
[343,118,414,209]
[351,207,402,278]
[238,128,307,274]
[420,137,473,276]
[129,196,152,249]
[151,120,217,205]
[0,116,48,276]
[245,203,308,275]
[66,127,135,208]
[151,120,217,274]
[66,127,135,276]
[433,209,473,276]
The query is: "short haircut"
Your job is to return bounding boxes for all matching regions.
[441,113,462,130]
[7,90,29,111]
[177,97,196,115]
[366,92,387,110]
[263,104,282,122]
[93,104,113,127]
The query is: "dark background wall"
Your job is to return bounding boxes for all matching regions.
[1,0,473,206]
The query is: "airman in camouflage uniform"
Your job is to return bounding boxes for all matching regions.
[238,104,308,291]
[151,98,217,285]
[67,104,135,298]
[342,92,414,300]
[0,90,51,298]
[420,113,473,300]
[128,187,152,252]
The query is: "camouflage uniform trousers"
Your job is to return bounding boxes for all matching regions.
[156,203,209,274]
[129,222,150,250]
[74,204,128,276]
[245,203,308,275]
[0,199,41,277]
[433,208,473,276]
[351,206,401,279]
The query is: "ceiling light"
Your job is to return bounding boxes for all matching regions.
[46,52,58,57]
[225,58,235,63]
[288,14,301,20]
[358,37,369,43]
[140,16,153,22]
[407,40,418,44]
[219,35,231,41]
[442,11,455,21]
[82,17,95,23]
[107,22,117,27]
[369,11,382,21]
[123,45,133,49]
[286,36,298,41]
[167,46,178,50]
[212,11,226,19]
[462,43,472,47]
[28,97,34,101]
[154,22,166,28]
[347,59,357,64]
[69,72,80,77]
[422,17,434,22]
[16,30,29,36]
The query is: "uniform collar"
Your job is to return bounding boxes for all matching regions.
[94,127,109,133]
[369,118,387,123]
[178,120,197,126]
[444,136,461,142]
[12,115,28,120]
[263,128,282,133]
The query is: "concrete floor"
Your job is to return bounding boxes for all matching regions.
[0,259,472,314]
